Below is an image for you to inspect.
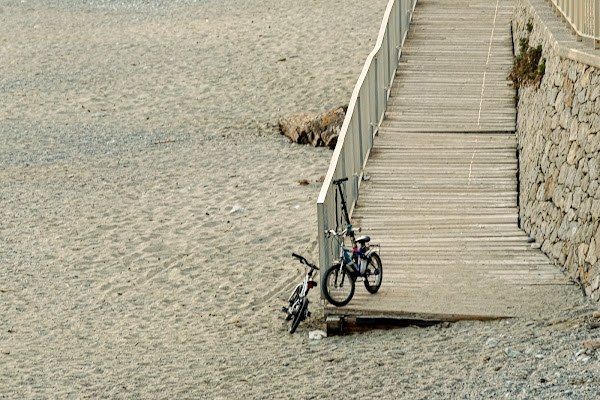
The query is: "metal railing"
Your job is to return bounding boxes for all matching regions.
[316,0,418,288]
[548,0,600,48]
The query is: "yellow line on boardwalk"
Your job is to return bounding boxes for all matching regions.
[478,0,501,127]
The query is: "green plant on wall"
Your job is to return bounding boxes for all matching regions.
[509,35,546,88]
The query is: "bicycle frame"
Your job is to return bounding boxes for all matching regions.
[330,233,359,278]
[332,231,380,277]
[288,272,315,303]
[340,244,357,270]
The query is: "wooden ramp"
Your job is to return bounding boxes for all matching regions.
[326,0,576,333]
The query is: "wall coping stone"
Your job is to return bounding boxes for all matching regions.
[523,0,600,69]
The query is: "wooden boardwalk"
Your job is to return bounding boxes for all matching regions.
[325,0,576,331]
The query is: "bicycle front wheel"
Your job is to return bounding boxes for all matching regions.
[286,286,301,321]
[364,253,382,294]
[289,297,308,334]
[323,265,355,307]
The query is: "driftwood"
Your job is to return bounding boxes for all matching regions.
[278,105,347,149]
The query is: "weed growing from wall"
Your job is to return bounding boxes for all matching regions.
[509,33,546,88]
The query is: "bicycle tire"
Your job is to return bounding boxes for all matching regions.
[289,297,308,334]
[363,253,382,294]
[286,286,301,321]
[323,264,355,307]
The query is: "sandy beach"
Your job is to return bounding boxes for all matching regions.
[1,0,600,398]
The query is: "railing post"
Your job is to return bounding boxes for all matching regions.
[357,96,364,176]
[368,70,375,139]
[353,173,359,210]
[399,0,404,44]
[576,0,583,40]
[596,0,600,49]
[373,57,379,125]
[317,201,329,296]
[387,26,392,87]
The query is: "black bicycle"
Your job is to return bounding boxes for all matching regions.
[322,177,383,307]
[282,253,318,334]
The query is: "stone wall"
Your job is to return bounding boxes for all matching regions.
[513,0,600,302]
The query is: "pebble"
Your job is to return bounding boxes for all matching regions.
[309,330,327,340]
[505,348,520,358]
[486,338,500,347]
[230,205,245,213]
[575,349,587,357]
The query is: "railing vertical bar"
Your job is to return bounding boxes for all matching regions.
[361,75,368,165]
[353,96,364,186]
[379,49,385,124]
[387,27,391,86]
[317,202,328,297]
[374,57,379,124]
[588,0,591,34]
[596,0,600,49]
[348,113,357,208]
[396,1,402,58]
[577,0,583,40]
[384,26,390,91]
[398,0,403,45]
[361,77,370,164]
[393,1,399,64]
[368,84,373,157]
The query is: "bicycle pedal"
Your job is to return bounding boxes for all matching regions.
[307,311,311,317]
[282,306,288,313]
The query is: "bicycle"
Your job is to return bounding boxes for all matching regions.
[321,177,383,307]
[282,253,319,334]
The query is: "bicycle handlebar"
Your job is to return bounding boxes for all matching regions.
[333,177,348,184]
[291,253,318,270]
[327,228,355,237]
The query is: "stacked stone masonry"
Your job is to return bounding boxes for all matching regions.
[513,0,600,302]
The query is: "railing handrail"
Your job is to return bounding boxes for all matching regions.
[316,0,417,282]
[317,0,410,206]
[547,0,600,48]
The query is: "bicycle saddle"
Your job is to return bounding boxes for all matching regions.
[356,236,370,244]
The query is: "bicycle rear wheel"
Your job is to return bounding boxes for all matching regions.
[289,297,308,334]
[364,253,382,294]
[323,265,355,307]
